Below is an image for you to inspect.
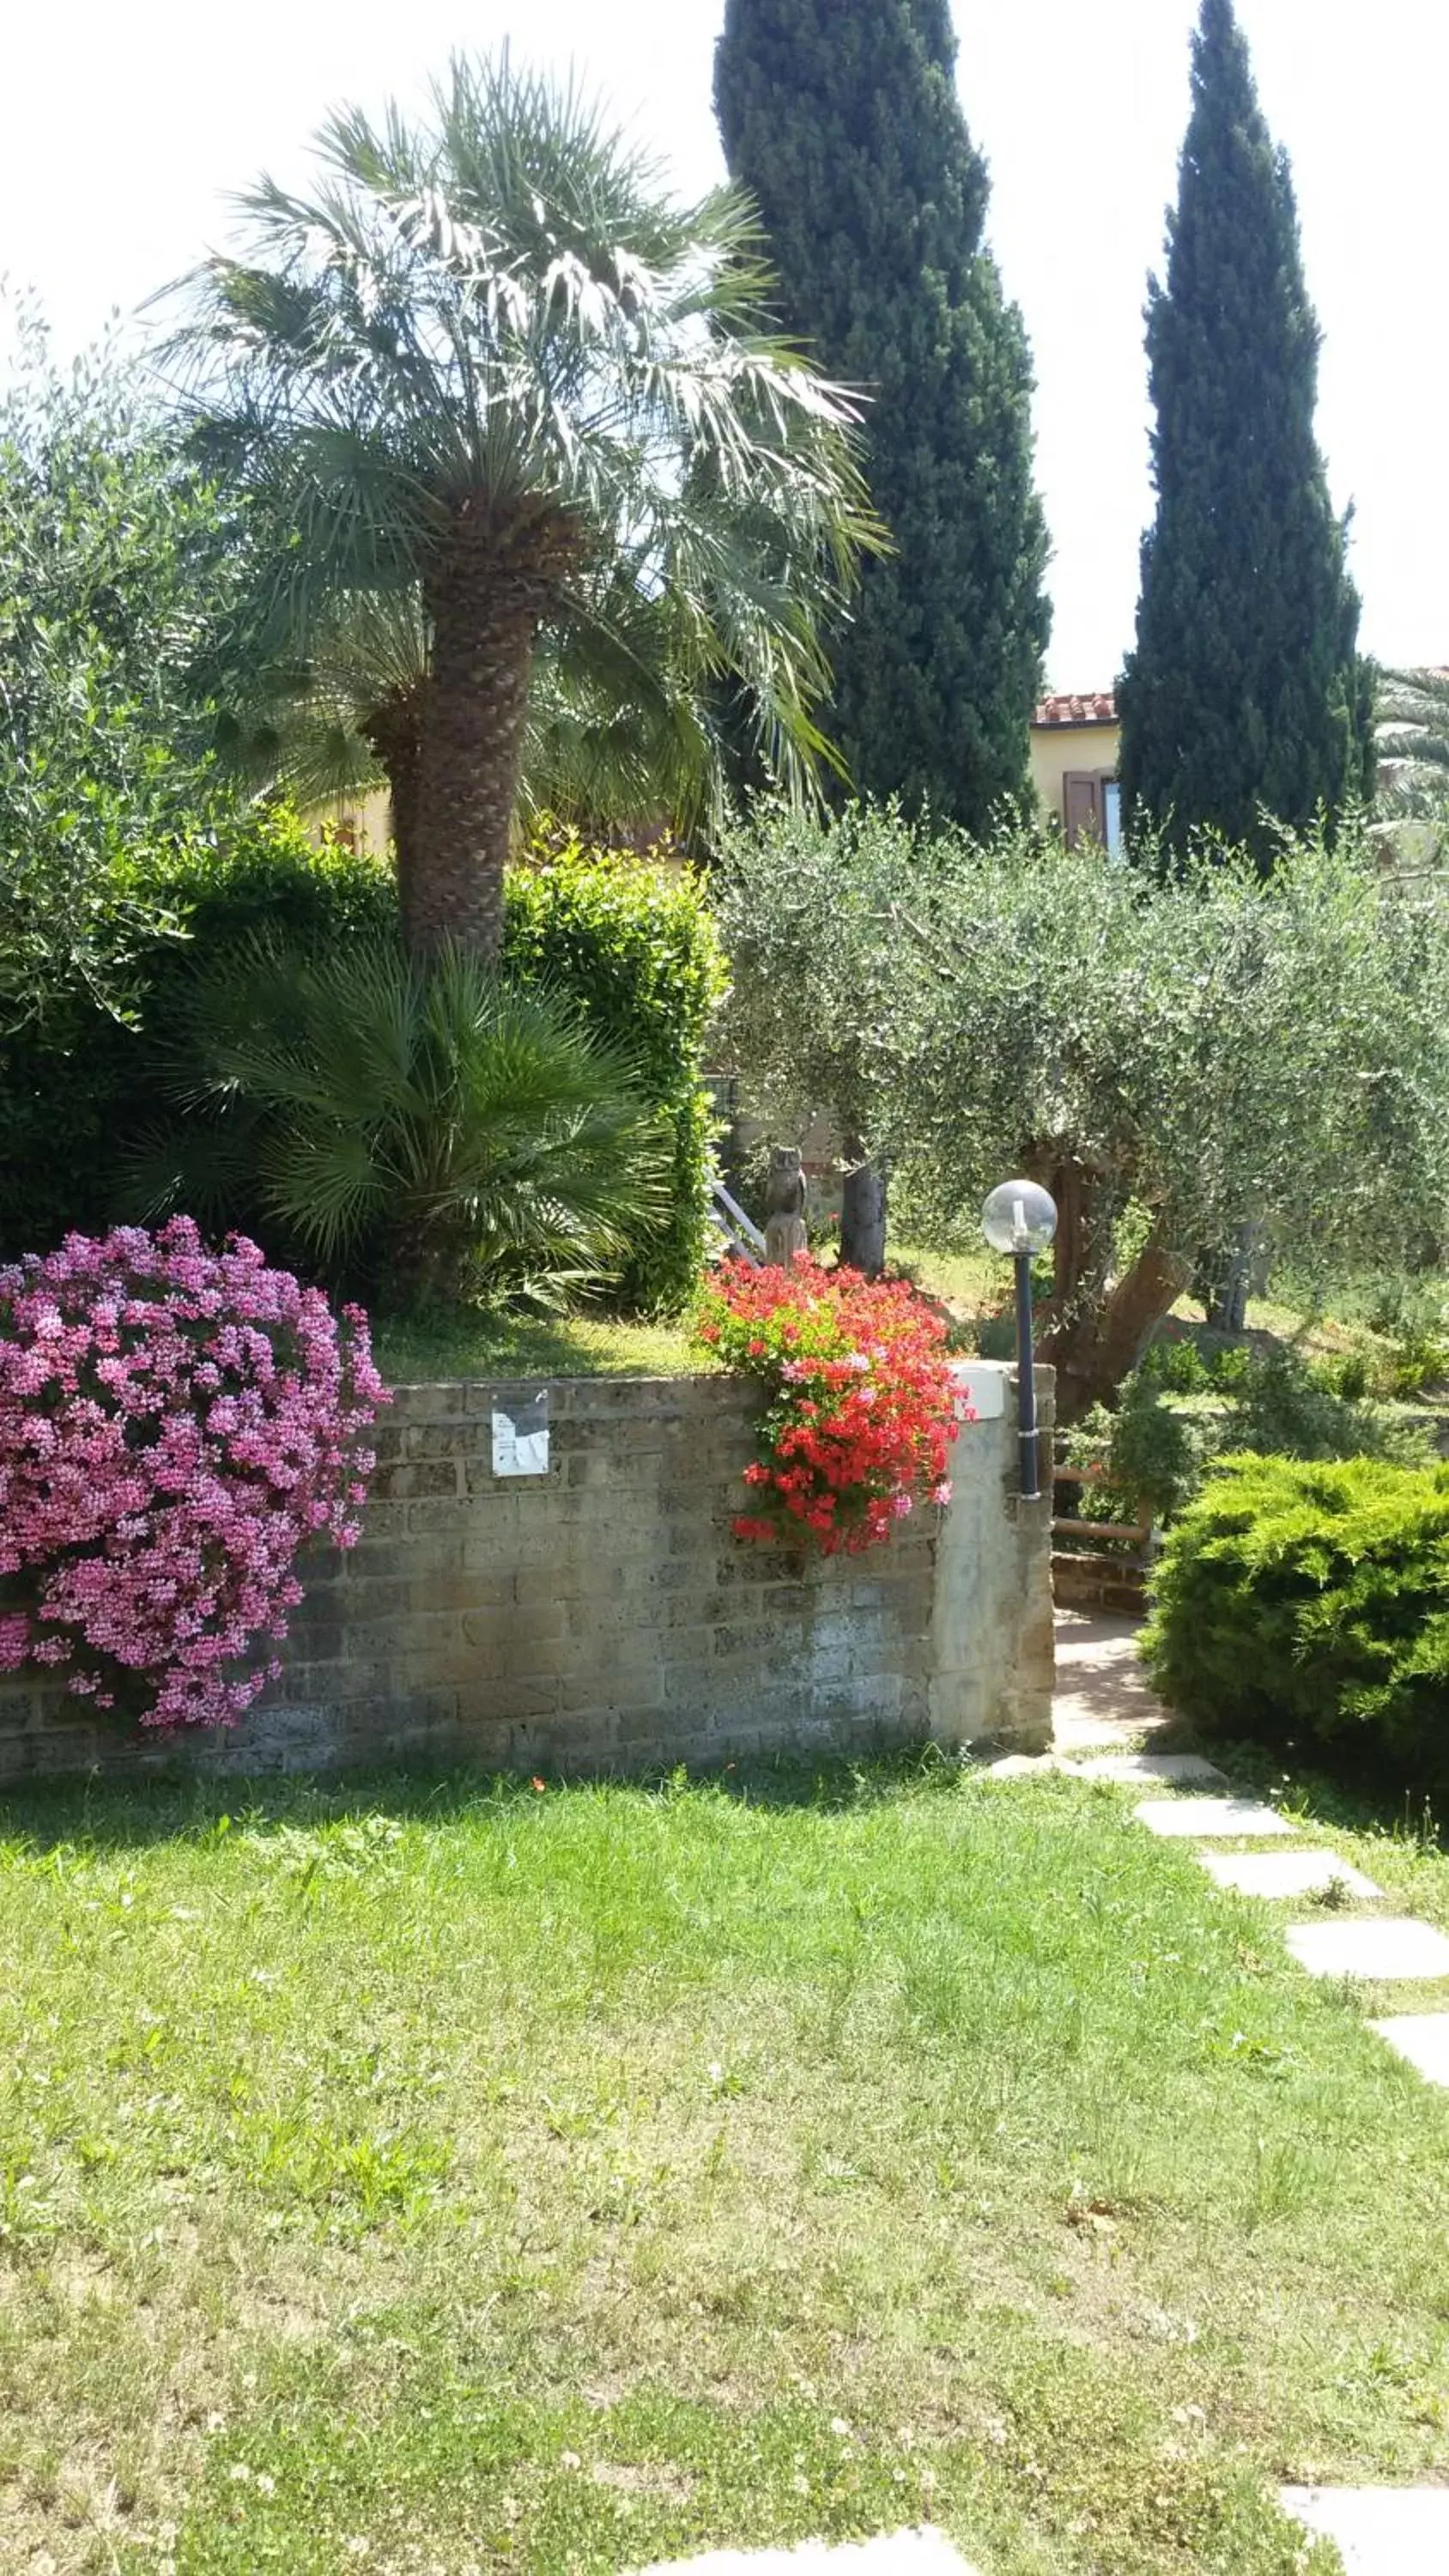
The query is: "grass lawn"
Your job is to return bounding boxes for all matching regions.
[4,1764,1448,2573]
[373,1311,706,1385]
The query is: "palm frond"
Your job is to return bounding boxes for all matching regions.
[156,46,881,829]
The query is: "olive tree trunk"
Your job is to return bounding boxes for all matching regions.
[1030,1153,1191,1420]
[1044,1230,1192,1422]
[840,1145,887,1276]
[1204,1223,1262,1334]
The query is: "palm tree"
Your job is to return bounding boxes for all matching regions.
[1376,667,1449,812]
[209,559,722,846]
[166,52,879,956]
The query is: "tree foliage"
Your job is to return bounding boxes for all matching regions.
[167,52,879,958]
[715,805,1449,1413]
[714,0,1049,829]
[3,823,718,1316]
[0,302,235,1029]
[1117,0,1373,863]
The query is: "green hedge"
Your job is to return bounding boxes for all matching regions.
[502,842,724,1311]
[1141,1453,1449,1782]
[0,821,723,1315]
[0,809,394,1261]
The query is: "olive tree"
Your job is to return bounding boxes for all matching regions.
[0,302,233,1030]
[714,806,1449,1417]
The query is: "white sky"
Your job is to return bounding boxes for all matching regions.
[3,0,1444,688]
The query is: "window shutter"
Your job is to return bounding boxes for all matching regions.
[1063,773,1102,847]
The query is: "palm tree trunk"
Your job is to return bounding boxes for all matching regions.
[363,691,424,929]
[410,527,543,960]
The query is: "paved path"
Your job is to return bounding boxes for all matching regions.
[632,2535,977,2573]
[1048,1614,1449,2059]
[1048,1613,1449,2576]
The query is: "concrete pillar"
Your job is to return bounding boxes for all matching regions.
[929,1363,1055,1755]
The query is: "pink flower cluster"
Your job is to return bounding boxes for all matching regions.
[0,1220,389,1731]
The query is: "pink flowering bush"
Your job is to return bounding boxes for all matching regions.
[0,1220,388,1731]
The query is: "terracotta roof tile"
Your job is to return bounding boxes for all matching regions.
[1033,690,1118,727]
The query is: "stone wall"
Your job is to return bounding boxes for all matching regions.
[0,1364,1053,1784]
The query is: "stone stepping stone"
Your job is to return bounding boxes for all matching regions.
[1281,2484,1449,2572]
[1285,1919,1449,1981]
[1134,1796,1297,1839]
[1067,1753,1227,1788]
[1369,2014,1449,2087]
[631,2535,979,2575]
[1050,1712,1144,1753]
[1198,1849,1382,1901]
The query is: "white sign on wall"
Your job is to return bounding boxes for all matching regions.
[491,1391,551,1477]
[951,1366,1006,1422]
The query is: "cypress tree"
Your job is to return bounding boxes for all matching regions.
[714,0,1050,832]
[1118,0,1373,866]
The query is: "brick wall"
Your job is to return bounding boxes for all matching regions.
[0,1367,1053,1783]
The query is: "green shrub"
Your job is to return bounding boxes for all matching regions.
[1141,1454,1449,1783]
[1065,1335,1432,1533]
[1232,1345,1433,1465]
[1385,1329,1449,1400]
[1,827,722,1315]
[0,806,393,1261]
[1318,1346,1371,1402]
[1100,1376,1218,1525]
[502,842,724,1312]
[1140,1332,1211,1396]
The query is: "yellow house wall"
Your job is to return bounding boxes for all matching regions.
[307,787,392,860]
[1029,722,1121,834]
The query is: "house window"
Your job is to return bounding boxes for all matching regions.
[1063,770,1121,854]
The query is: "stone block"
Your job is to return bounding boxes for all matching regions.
[372,1460,461,1501]
[385,1379,470,1418]
[459,1675,561,1723]
[1135,1797,1297,1838]
[404,1418,482,1460]
[1068,1753,1227,1788]
[565,1632,664,1685]
[1281,2485,1449,2573]
[1199,1850,1382,1900]
[1368,2014,1449,2087]
[1286,1919,1449,1981]
[351,1502,409,1544]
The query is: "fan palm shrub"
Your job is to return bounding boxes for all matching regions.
[167,51,879,957]
[136,937,671,1313]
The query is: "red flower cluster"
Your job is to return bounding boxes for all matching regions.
[694,1256,967,1555]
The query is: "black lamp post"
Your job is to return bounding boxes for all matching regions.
[980,1180,1058,1503]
